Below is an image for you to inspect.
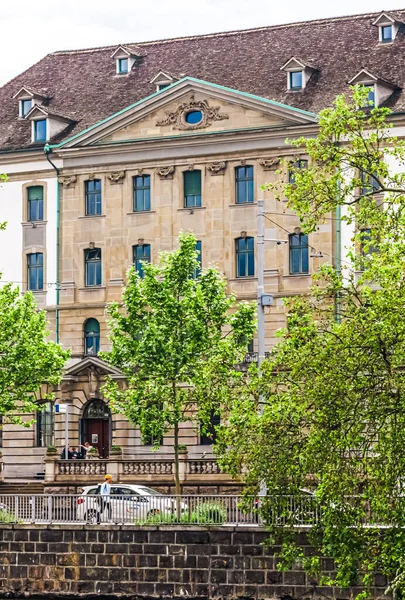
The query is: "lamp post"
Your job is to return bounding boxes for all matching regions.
[256,200,288,496]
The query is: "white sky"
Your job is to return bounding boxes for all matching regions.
[0,0,396,86]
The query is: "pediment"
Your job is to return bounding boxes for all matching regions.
[58,77,317,149]
[64,355,125,379]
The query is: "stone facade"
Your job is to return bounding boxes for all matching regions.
[0,524,388,599]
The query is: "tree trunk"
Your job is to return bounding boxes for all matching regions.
[174,420,181,519]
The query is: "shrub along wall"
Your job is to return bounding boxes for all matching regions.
[0,525,388,599]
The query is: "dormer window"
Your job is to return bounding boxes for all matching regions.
[289,71,303,90]
[111,45,143,75]
[150,71,178,92]
[118,58,129,74]
[372,12,400,44]
[13,86,48,118]
[33,119,47,142]
[349,69,398,108]
[281,57,317,92]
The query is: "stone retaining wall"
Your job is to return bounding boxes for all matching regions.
[0,525,388,599]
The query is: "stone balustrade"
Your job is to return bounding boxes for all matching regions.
[45,456,235,490]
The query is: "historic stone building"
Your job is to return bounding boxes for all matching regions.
[0,10,404,482]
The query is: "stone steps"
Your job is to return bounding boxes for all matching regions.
[0,482,45,494]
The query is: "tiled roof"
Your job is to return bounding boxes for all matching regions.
[1,9,405,153]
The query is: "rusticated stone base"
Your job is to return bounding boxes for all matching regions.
[0,525,388,599]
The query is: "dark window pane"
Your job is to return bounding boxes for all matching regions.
[118,58,128,73]
[185,110,203,124]
[84,318,100,355]
[21,99,32,117]
[34,120,46,142]
[235,166,254,204]
[85,179,102,215]
[236,237,254,277]
[193,241,202,279]
[365,86,375,106]
[133,175,151,212]
[290,71,303,89]
[36,402,54,447]
[133,244,151,278]
[200,414,220,445]
[27,253,44,290]
[28,186,44,221]
[289,234,309,274]
[184,171,202,208]
[85,248,102,286]
[381,25,392,42]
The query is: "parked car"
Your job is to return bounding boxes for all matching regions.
[77,484,187,524]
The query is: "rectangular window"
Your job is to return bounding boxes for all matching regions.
[36,402,54,447]
[27,186,44,221]
[236,237,254,278]
[364,85,375,107]
[200,414,220,445]
[34,119,47,142]
[289,233,309,274]
[184,170,202,208]
[289,159,308,184]
[158,84,170,91]
[360,171,380,196]
[118,58,129,73]
[85,248,102,286]
[290,71,303,89]
[85,179,102,215]
[381,25,393,42]
[133,244,151,278]
[193,240,202,279]
[359,228,378,270]
[21,99,32,117]
[235,166,254,204]
[133,175,151,212]
[27,253,44,291]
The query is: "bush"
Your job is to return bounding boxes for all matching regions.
[0,509,17,523]
[137,501,227,525]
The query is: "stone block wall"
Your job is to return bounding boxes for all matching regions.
[0,525,388,599]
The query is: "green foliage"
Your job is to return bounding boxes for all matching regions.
[102,232,255,494]
[216,88,405,596]
[0,286,69,423]
[0,509,18,524]
[138,501,227,525]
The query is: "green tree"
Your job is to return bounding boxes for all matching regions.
[102,232,255,495]
[0,174,69,423]
[215,88,405,597]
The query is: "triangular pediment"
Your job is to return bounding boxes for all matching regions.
[64,355,125,379]
[57,77,318,149]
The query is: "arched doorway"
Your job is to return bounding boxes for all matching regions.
[80,400,111,458]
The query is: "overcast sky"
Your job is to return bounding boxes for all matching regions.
[0,0,396,86]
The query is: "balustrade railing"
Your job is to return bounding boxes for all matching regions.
[122,460,173,476]
[0,493,321,526]
[57,460,108,476]
[188,459,221,475]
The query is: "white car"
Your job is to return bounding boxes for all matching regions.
[77,484,187,524]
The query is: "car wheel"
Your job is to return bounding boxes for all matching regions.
[85,509,98,524]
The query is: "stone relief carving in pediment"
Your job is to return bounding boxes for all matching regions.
[156,95,229,131]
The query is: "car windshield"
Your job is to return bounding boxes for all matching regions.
[136,486,162,496]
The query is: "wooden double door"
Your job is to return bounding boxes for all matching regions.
[84,419,110,458]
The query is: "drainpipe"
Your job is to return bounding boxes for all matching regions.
[44,145,60,344]
[335,203,342,324]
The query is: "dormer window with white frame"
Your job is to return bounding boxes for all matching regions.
[372,13,400,44]
[26,105,75,144]
[281,57,317,91]
[13,86,48,118]
[349,69,398,108]
[111,45,143,75]
[150,71,178,92]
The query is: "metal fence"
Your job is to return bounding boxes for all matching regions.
[0,494,320,526]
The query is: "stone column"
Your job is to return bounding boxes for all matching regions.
[44,456,57,482]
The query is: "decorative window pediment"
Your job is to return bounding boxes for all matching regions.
[156,95,229,131]
[349,69,399,107]
[150,71,178,92]
[280,57,317,91]
[372,12,401,43]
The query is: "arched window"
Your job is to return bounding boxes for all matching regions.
[84,318,100,355]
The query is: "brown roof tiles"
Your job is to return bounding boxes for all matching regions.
[1,9,405,153]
